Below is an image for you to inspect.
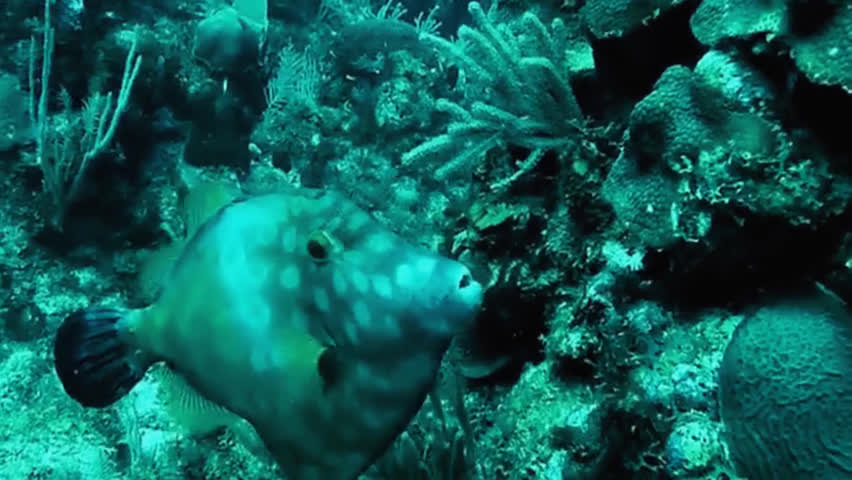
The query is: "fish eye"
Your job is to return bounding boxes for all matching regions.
[307,230,333,263]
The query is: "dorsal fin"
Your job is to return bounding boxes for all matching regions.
[137,241,185,301]
[182,182,240,236]
[137,182,239,300]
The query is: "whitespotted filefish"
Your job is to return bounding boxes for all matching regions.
[53,186,483,480]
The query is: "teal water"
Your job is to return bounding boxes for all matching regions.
[0,0,850,479]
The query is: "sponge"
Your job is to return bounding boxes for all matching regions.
[193,7,261,74]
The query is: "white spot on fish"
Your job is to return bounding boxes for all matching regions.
[382,314,401,337]
[315,193,335,211]
[279,264,301,290]
[371,275,393,299]
[344,320,360,343]
[289,309,307,330]
[269,349,285,369]
[288,201,303,217]
[366,233,393,253]
[415,257,438,277]
[251,263,271,286]
[256,221,276,245]
[395,263,416,289]
[362,409,392,432]
[281,228,297,253]
[352,300,371,327]
[250,349,266,372]
[356,362,393,393]
[348,211,370,231]
[332,269,348,296]
[220,241,247,279]
[350,269,369,294]
[253,300,271,330]
[354,362,372,383]
[314,287,330,313]
[234,294,269,335]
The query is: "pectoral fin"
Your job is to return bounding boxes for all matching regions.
[317,347,344,393]
[275,328,329,398]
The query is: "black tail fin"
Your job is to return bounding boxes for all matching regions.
[53,308,151,408]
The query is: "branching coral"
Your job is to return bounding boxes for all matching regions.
[405,2,584,191]
[28,0,142,228]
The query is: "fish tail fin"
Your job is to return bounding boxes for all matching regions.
[53,307,153,408]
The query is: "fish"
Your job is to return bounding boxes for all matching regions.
[52,185,484,480]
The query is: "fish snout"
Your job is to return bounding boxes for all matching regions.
[394,253,484,338]
[436,262,483,333]
[454,265,483,313]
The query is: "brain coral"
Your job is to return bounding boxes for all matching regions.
[718,294,852,479]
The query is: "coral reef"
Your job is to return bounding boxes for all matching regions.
[0,0,849,478]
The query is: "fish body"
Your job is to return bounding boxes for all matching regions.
[54,188,483,480]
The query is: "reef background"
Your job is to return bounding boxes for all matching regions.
[0,0,850,479]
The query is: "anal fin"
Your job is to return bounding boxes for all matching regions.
[157,366,269,459]
[158,365,236,436]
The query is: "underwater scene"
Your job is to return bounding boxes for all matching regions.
[1,0,851,478]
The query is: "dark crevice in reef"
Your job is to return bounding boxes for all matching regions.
[789,79,852,172]
[639,208,852,310]
[464,283,549,386]
[736,39,852,173]
[574,0,706,122]
[788,0,840,36]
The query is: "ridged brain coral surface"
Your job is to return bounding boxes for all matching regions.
[718,298,852,479]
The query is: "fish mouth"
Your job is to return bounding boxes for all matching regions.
[458,273,484,310]
[446,275,484,330]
